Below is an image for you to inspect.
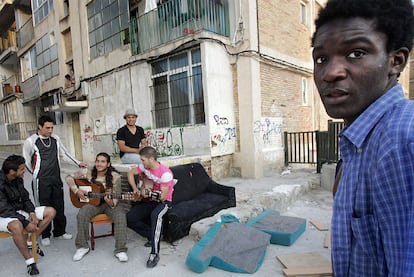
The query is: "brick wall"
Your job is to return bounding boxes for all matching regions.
[258,0,313,62]
[260,63,313,132]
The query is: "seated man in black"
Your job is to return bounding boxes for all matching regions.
[116,109,147,164]
[0,155,56,275]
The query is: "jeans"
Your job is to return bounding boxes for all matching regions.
[121,153,141,164]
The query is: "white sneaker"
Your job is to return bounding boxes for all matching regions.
[73,248,90,261]
[115,252,128,262]
[41,238,50,246]
[55,233,73,240]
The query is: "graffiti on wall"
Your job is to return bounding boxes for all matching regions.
[253,117,283,147]
[211,114,236,156]
[146,127,184,157]
[83,125,103,145]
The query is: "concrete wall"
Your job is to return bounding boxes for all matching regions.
[203,42,236,157]
[321,162,336,193]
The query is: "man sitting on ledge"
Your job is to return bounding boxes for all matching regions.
[0,155,56,275]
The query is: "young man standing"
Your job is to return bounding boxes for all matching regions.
[126,146,174,268]
[116,109,147,164]
[0,155,56,275]
[312,0,414,275]
[23,115,87,246]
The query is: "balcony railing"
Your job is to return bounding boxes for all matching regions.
[1,74,20,98]
[17,18,34,49]
[130,0,229,55]
[0,30,17,55]
[21,74,40,103]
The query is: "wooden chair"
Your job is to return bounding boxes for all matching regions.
[90,214,114,250]
[0,231,37,262]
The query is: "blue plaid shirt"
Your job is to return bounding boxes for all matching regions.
[332,84,414,276]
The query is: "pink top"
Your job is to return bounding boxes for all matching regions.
[136,163,174,202]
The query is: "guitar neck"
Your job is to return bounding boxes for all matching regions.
[87,192,128,200]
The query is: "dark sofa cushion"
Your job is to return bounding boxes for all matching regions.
[170,163,212,204]
[163,162,236,243]
[168,192,229,221]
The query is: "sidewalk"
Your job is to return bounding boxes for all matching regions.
[0,159,333,276]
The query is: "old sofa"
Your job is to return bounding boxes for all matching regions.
[163,162,236,243]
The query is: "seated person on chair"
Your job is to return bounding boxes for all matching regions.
[0,155,56,275]
[66,152,128,262]
[116,109,147,164]
[127,146,175,268]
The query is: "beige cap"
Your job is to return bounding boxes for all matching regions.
[123,109,137,119]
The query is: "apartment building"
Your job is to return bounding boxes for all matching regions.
[1,0,409,179]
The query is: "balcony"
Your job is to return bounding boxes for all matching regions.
[21,74,40,104]
[130,0,229,55]
[0,74,22,102]
[0,30,17,63]
[17,18,34,50]
[43,90,88,113]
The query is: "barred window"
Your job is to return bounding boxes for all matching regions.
[151,48,204,128]
[87,0,129,60]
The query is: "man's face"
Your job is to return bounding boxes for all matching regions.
[140,156,153,169]
[11,164,26,179]
[95,155,109,173]
[125,115,137,126]
[38,121,54,137]
[312,18,395,124]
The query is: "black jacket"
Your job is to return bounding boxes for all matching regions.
[0,171,35,228]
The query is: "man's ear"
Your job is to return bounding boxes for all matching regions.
[389,47,409,76]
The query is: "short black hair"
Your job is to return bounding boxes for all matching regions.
[312,0,414,53]
[139,146,157,160]
[38,115,54,127]
[2,155,25,174]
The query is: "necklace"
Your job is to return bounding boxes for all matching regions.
[40,137,51,148]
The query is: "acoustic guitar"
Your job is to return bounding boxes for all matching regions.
[70,179,138,208]
[138,174,162,201]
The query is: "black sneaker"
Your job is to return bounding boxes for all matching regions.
[27,263,39,275]
[28,243,44,257]
[144,240,151,247]
[146,253,159,268]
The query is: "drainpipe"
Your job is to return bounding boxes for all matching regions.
[256,0,260,54]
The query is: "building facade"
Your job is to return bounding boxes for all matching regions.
[0,0,410,179]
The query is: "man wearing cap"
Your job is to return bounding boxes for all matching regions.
[116,109,147,164]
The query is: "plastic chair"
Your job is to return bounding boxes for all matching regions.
[90,214,114,250]
[0,231,37,262]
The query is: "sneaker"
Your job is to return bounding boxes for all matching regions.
[144,240,151,247]
[41,238,50,246]
[27,263,39,275]
[27,243,44,257]
[115,252,128,262]
[55,233,73,240]
[73,247,90,261]
[146,253,159,268]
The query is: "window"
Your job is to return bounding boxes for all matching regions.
[63,0,69,17]
[302,78,308,105]
[36,33,59,82]
[21,47,37,81]
[42,93,64,125]
[32,0,54,25]
[300,1,308,25]
[87,0,129,60]
[151,48,204,128]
